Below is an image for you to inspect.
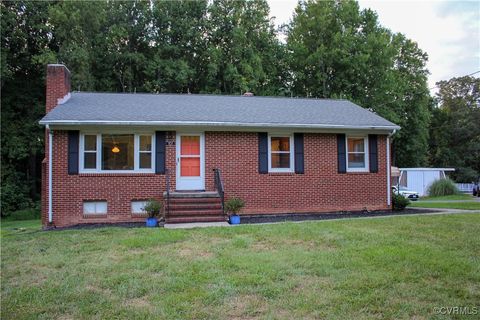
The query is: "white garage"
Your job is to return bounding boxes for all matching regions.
[398,168,455,196]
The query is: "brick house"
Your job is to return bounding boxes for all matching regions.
[40,64,399,228]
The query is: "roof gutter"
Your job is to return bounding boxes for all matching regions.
[39,120,400,131]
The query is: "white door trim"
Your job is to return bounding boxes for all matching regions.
[176,132,205,190]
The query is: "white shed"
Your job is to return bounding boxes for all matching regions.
[398,168,455,196]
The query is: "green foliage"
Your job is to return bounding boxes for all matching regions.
[225,197,245,215]
[286,0,431,167]
[392,193,410,211]
[427,179,460,197]
[429,76,480,180]
[3,207,41,221]
[143,199,163,218]
[453,167,479,183]
[1,1,52,215]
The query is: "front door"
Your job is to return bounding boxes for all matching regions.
[176,133,205,190]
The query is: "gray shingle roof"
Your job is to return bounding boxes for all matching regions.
[40,92,399,130]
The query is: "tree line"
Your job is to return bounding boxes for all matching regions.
[1,0,478,215]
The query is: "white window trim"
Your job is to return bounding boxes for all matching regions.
[268,134,294,173]
[346,135,369,172]
[79,133,155,173]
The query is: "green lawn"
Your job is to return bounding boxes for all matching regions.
[410,201,480,210]
[2,215,480,319]
[420,194,474,201]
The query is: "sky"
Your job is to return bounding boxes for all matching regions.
[267,0,480,92]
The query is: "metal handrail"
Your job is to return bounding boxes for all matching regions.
[213,168,225,215]
[165,168,170,218]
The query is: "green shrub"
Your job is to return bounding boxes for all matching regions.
[452,167,478,183]
[0,175,33,217]
[427,178,460,197]
[3,207,41,221]
[143,199,163,218]
[225,197,245,215]
[392,193,410,211]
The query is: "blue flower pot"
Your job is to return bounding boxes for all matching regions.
[146,217,158,227]
[229,215,240,225]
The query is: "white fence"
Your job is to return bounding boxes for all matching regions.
[456,183,475,193]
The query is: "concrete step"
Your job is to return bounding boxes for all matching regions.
[168,209,223,217]
[168,197,222,204]
[169,203,222,211]
[166,216,227,223]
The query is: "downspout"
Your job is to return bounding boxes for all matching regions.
[386,129,396,207]
[47,125,53,223]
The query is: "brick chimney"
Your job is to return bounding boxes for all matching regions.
[46,64,71,113]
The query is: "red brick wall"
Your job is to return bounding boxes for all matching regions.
[42,131,176,227]
[43,130,389,227]
[205,132,389,214]
[42,64,71,227]
[46,65,71,113]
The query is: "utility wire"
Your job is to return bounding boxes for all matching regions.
[371,70,480,111]
[429,70,480,90]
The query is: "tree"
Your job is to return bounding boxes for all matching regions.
[48,0,108,91]
[286,0,431,166]
[146,0,209,93]
[1,1,56,215]
[205,0,285,95]
[429,76,480,181]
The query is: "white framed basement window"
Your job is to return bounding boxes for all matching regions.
[79,133,155,173]
[131,200,148,215]
[346,135,369,172]
[268,134,294,173]
[83,201,107,215]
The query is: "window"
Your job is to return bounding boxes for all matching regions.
[80,133,154,172]
[268,135,294,172]
[131,201,147,215]
[102,134,134,170]
[346,136,369,172]
[83,135,98,169]
[138,135,152,169]
[83,201,107,215]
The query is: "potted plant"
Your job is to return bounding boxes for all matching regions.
[143,199,163,227]
[225,197,245,225]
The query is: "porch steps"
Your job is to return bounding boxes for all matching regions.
[164,191,227,223]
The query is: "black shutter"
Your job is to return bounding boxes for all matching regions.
[337,134,346,174]
[68,131,79,175]
[155,131,166,174]
[258,132,268,174]
[294,133,304,174]
[369,134,378,173]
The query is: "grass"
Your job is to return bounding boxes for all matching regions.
[2,214,480,319]
[410,201,480,210]
[420,194,474,201]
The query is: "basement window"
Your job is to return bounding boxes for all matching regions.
[83,201,107,215]
[131,201,148,215]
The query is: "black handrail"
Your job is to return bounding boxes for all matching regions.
[213,168,225,215]
[165,168,170,218]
